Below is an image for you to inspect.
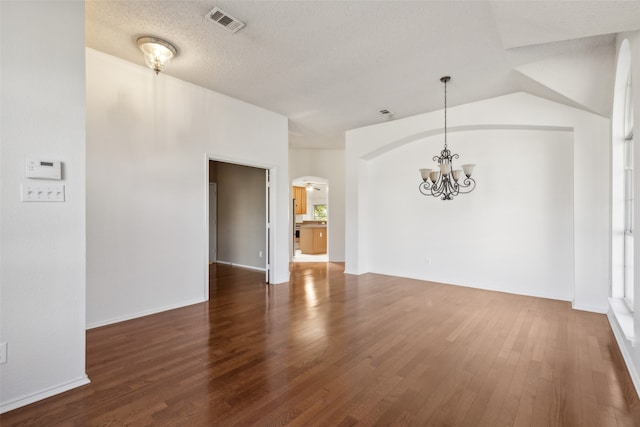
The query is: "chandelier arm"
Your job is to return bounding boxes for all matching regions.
[447,178,459,196]
[419,182,432,195]
[456,177,476,194]
[438,177,454,197]
[430,178,444,197]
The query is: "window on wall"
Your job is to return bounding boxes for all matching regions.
[624,72,634,309]
[314,204,327,221]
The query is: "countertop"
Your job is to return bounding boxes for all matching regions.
[296,222,327,228]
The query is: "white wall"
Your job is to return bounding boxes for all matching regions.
[346,92,610,313]
[86,49,289,328]
[216,162,267,270]
[0,1,89,412]
[290,149,345,261]
[368,129,574,300]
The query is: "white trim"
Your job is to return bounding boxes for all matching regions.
[0,376,90,414]
[607,308,640,399]
[571,302,609,314]
[214,260,266,272]
[86,299,204,329]
[204,154,211,302]
[205,153,279,285]
[609,297,637,344]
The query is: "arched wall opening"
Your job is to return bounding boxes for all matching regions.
[346,92,610,312]
[362,125,574,301]
[291,175,329,262]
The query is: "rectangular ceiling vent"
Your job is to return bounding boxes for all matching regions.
[206,7,245,33]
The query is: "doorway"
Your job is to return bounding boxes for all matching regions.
[207,160,270,290]
[291,176,329,263]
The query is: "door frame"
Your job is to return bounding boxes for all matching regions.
[204,153,277,300]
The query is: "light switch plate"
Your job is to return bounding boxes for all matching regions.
[21,183,65,202]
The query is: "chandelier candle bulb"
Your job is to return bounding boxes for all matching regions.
[462,164,475,177]
[439,163,452,175]
[420,169,432,181]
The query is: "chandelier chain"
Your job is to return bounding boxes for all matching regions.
[444,78,447,150]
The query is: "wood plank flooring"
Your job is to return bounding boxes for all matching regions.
[2,262,640,426]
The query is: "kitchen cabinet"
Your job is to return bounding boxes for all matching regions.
[312,227,327,254]
[293,186,307,214]
[299,227,326,254]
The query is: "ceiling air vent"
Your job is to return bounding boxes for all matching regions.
[206,7,246,33]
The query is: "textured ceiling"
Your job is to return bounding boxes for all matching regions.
[85,1,640,149]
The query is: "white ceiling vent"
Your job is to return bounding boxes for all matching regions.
[206,7,246,33]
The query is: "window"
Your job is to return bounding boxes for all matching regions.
[624,72,634,309]
[314,204,327,221]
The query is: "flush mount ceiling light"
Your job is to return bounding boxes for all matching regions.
[136,36,178,75]
[419,76,476,200]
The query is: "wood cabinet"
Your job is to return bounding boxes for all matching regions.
[312,227,327,254]
[299,227,327,254]
[293,186,307,214]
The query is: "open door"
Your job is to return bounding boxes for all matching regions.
[265,169,271,283]
[209,183,217,263]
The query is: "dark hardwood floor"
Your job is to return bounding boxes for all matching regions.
[2,262,640,426]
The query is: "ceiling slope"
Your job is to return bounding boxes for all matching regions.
[515,43,616,117]
[490,0,640,49]
[86,1,640,149]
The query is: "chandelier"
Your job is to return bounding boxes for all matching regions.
[419,76,476,200]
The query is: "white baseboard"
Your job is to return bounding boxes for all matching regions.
[0,375,90,414]
[86,298,204,329]
[607,309,640,399]
[571,302,609,314]
[215,260,266,272]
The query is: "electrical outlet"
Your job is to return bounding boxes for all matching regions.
[0,342,7,364]
[259,251,263,258]
[426,256,431,265]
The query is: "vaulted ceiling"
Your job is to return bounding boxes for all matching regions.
[86,1,640,149]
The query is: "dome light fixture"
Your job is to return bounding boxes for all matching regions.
[419,76,476,200]
[136,36,178,75]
